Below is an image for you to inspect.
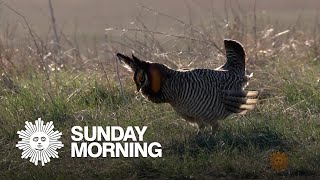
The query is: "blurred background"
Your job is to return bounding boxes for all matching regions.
[1,0,320,69]
[2,0,320,34]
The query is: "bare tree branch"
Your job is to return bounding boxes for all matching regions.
[1,1,41,54]
[48,0,60,53]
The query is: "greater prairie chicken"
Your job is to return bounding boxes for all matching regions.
[117,39,258,129]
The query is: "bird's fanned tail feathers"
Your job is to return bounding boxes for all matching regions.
[222,90,259,114]
[221,39,246,76]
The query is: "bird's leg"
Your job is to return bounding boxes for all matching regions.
[197,122,220,141]
[196,122,215,141]
[196,122,206,135]
[210,122,220,132]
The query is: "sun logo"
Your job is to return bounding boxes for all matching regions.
[16,118,64,166]
[269,151,288,172]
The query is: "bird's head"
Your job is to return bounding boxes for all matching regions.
[116,53,164,96]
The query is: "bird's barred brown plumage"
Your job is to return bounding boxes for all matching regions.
[117,39,259,129]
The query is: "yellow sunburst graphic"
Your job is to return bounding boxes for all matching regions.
[269,151,288,172]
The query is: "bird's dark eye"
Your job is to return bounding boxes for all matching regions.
[140,73,145,83]
[135,70,145,85]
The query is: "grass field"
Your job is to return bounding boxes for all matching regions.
[0,0,320,179]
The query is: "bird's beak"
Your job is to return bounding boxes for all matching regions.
[136,85,141,92]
